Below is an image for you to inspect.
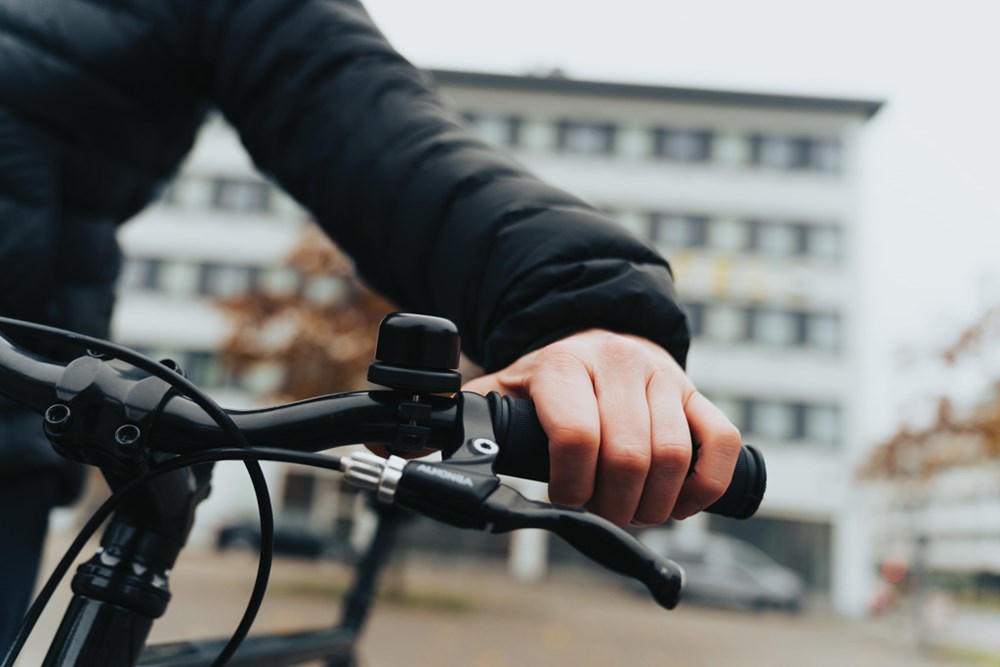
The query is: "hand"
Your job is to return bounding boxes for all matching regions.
[463,330,741,526]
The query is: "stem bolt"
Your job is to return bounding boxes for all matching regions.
[44,404,71,432]
[115,424,142,448]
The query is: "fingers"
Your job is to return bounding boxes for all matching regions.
[460,331,741,528]
[528,349,601,508]
[461,372,511,398]
[672,391,742,520]
[585,351,652,524]
[631,371,691,526]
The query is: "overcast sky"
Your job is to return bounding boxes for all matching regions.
[362,0,1000,439]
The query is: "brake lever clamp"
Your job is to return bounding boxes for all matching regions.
[342,433,503,529]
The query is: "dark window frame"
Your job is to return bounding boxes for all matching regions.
[681,301,706,338]
[736,398,841,446]
[648,212,709,248]
[211,177,273,214]
[462,111,523,148]
[121,257,164,291]
[651,127,714,162]
[555,119,617,155]
[747,134,842,173]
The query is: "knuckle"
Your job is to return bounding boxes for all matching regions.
[539,344,575,367]
[651,355,684,379]
[547,422,600,452]
[596,333,644,361]
[539,338,586,366]
[696,477,730,506]
[654,441,692,472]
[684,467,735,508]
[715,423,743,451]
[603,446,651,479]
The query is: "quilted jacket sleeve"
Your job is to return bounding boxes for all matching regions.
[198,0,689,371]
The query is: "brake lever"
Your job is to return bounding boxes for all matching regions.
[480,485,684,609]
[341,414,686,610]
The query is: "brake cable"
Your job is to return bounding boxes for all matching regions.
[0,318,274,667]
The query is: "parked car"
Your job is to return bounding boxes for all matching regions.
[216,519,357,564]
[638,530,804,612]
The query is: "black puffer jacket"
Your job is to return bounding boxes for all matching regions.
[0,0,688,474]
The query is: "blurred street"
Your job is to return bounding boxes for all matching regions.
[16,542,966,667]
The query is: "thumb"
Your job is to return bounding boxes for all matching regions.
[461,372,506,396]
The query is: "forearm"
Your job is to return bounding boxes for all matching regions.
[202,0,688,368]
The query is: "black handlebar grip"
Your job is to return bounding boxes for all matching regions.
[696,442,766,519]
[488,394,766,520]
[488,393,551,481]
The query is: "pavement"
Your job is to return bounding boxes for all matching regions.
[12,539,971,667]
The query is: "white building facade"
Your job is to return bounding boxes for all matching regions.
[437,70,881,614]
[112,70,881,614]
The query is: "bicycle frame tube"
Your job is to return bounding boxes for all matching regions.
[135,504,403,667]
[138,629,358,667]
[44,597,156,667]
[41,483,205,666]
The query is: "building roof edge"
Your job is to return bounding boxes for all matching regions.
[428,69,884,119]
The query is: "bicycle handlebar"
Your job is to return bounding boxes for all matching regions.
[0,316,767,612]
[148,391,764,519]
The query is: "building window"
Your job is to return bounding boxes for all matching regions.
[747,307,799,346]
[804,404,841,446]
[734,398,841,446]
[805,313,841,351]
[682,301,706,337]
[182,350,230,388]
[703,304,746,342]
[748,134,841,172]
[809,139,841,172]
[806,225,843,261]
[119,258,163,291]
[748,135,804,169]
[748,220,798,257]
[746,220,842,260]
[158,262,200,296]
[699,301,840,351]
[463,112,522,148]
[706,219,747,252]
[211,177,272,213]
[652,128,713,162]
[304,276,346,305]
[752,402,795,440]
[282,471,317,516]
[649,213,709,248]
[197,263,256,297]
[259,267,302,296]
[556,120,616,155]
[746,307,839,349]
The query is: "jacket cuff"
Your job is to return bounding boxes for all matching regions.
[480,258,690,372]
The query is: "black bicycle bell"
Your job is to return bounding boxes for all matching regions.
[367,313,462,393]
